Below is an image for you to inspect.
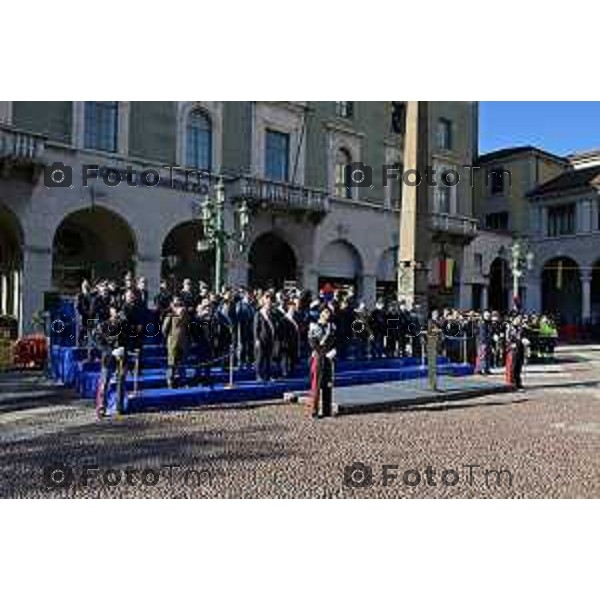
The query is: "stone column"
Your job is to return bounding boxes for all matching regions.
[136,255,162,308]
[398,101,429,310]
[0,101,12,124]
[0,272,7,315]
[581,272,591,322]
[481,283,489,310]
[525,275,541,313]
[361,273,377,308]
[459,280,472,310]
[302,265,319,295]
[21,245,52,335]
[227,255,249,289]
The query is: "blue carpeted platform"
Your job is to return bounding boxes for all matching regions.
[117,362,473,414]
[106,362,473,414]
[50,343,475,415]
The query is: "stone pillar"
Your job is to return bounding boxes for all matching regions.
[136,255,162,308]
[0,101,12,124]
[398,101,429,310]
[302,265,319,295]
[227,255,249,289]
[525,276,541,313]
[541,207,548,237]
[481,284,489,310]
[0,272,7,315]
[361,273,377,308]
[21,246,52,335]
[12,270,20,319]
[582,272,591,322]
[459,280,472,310]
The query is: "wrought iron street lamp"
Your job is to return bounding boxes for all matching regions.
[194,177,250,292]
[501,240,534,311]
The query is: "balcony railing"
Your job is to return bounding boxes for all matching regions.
[428,212,478,238]
[0,125,46,162]
[228,175,330,215]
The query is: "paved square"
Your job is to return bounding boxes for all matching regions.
[1,348,599,498]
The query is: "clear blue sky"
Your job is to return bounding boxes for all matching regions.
[479,102,600,156]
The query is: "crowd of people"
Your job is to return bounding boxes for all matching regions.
[73,273,560,416]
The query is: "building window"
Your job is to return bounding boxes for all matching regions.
[485,211,509,231]
[335,148,353,199]
[84,101,118,152]
[488,168,506,195]
[265,129,289,182]
[186,110,212,172]
[390,161,403,208]
[435,184,451,213]
[474,253,483,274]
[390,102,405,134]
[547,204,576,237]
[437,118,452,151]
[335,101,354,119]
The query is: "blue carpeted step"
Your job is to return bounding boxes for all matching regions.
[99,356,451,398]
[105,362,474,414]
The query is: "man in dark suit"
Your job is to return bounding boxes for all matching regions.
[236,289,256,368]
[180,279,196,315]
[254,292,275,383]
[279,299,301,378]
[154,280,173,324]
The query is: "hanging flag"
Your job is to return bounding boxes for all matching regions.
[556,259,563,290]
[439,259,446,289]
[445,258,455,289]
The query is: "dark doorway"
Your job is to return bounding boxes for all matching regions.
[488,257,510,312]
[248,232,297,289]
[542,256,581,325]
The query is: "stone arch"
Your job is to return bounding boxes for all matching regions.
[0,203,24,320]
[541,256,582,325]
[161,220,215,290]
[318,239,364,291]
[52,206,137,293]
[248,232,298,289]
[489,256,510,312]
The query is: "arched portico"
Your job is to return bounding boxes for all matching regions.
[161,221,216,292]
[542,256,582,325]
[0,204,24,325]
[248,232,297,289]
[52,206,137,293]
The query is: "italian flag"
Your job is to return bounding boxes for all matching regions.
[439,258,455,290]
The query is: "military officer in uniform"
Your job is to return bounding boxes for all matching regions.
[162,298,190,388]
[308,306,337,418]
[94,306,129,418]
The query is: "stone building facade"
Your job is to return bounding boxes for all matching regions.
[0,101,477,333]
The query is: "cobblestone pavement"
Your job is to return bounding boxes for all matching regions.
[1,349,599,498]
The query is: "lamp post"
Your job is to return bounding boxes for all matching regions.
[195,177,250,292]
[505,241,534,311]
